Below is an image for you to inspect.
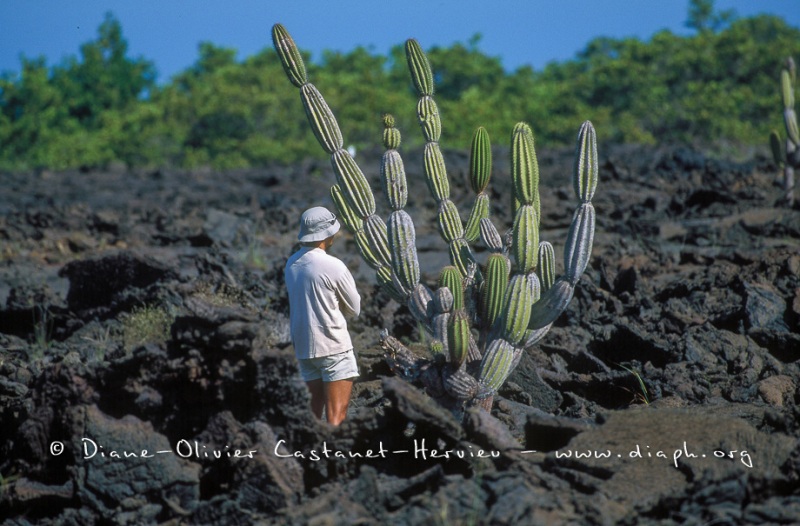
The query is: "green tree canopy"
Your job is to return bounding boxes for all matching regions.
[1,9,799,170]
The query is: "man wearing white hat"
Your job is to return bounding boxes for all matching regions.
[284,206,361,426]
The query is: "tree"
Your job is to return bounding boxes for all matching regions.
[686,0,736,34]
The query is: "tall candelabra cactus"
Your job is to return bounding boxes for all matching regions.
[272,24,599,413]
[770,57,798,207]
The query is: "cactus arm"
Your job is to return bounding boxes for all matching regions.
[564,203,596,284]
[527,121,598,331]
[408,283,435,333]
[330,185,362,232]
[432,287,454,351]
[537,241,556,293]
[405,39,434,97]
[464,127,493,243]
[479,218,505,253]
[405,39,476,276]
[469,127,493,194]
[528,277,574,330]
[331,149,375,217]
[388,211,420,295]
[477,339,515,393]
[447,310,471,367]
[464,194,490,244]
[784,109,800,147]
[481,253,511,332]
[785,165,795,208]
[381,116,408,211]
[573,120,599,202]
[379,114,423,299]
[775,57,798,206]
[271,24,308,88]
[301,84,344,154]
[439,266,465,310]
[523,324,553,351]
[770,130,786,167]
[512,205,539,274]
[511,123,541,217]
[443,365,479,400]
[438,200,465,243]
[500,274,540,346]
[509,123,541,274]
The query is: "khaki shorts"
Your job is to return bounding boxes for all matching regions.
[298,349,359,382]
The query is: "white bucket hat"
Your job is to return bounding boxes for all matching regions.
[298,206,341,242]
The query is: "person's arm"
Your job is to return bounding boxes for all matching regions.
[335,268,361,318]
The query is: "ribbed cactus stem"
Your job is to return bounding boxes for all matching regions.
[432,286,453,351]
[382,114,401,149]
[443,366,479,400]
[388,210,421,293]
[501,273,539,345]
[464,193,490,244]
[529,277,574,330]
[377,266,406,303]
[438,199,464,243]
[381,114,407,211]
[271,24,308,88]
[478,339,515,393]
[783,70,795,111]
[423,143,450,202]
[775,57,798,206]
[417,96,442,143]
[564,203,596,285]
[574,121,599,202]
[301,84,344,154]
[480,218,504,253]
[439,266,464,311]
[448,238,472,277]
[331,149,376,218]
[537,241,556,293]
[354,230,383,270]
[482,253,510,331]
[512,204,539,274]
[511,122,540,217]
[330,185,362,233]
[461,127,491,258]
[470,127,492,193]
[405,39,434,97]
[770,131,785,166]
[364,214,392,268]
[783,67,800,147]
[382,150,408,211]
[447,310,471,367]
[409,283,434,332]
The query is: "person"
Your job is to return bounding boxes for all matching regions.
[284,206,361,426]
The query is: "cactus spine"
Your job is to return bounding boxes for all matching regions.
[272,24,601,417]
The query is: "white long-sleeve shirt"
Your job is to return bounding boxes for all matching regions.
[284,247,361,359]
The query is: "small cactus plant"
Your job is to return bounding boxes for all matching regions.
[770,57,798,207]
[272,24,599,414]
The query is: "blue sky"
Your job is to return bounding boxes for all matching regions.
[1,1,799,83]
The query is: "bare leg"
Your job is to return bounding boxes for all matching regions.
[324,379,353,426]
[306,379,325,420]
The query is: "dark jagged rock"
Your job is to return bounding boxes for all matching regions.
[59,250,176,314]
[1,145,799,524]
